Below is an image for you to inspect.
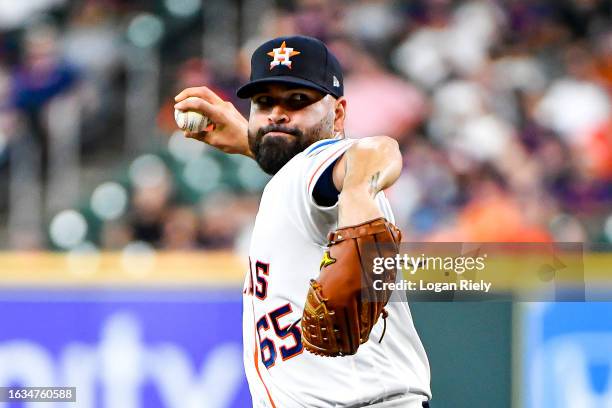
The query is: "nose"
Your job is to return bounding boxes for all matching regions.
[267,105,289,124]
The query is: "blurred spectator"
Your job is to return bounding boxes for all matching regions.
[534,54,611,144]
[60,0,121,146]
[0,0,64,31]
[128,164,173,248]
[427,171,552,242]
[580,118,612,180]
[62,0,120,85]
[292,0,341,40]
[11,21,80,117]
[101,218,133,250]
[343,0,403,47]
[198,192,257,250]
[5,18,84,208]
[2,0,612,250]
[162,206,199,250]
[0,67,17,164]
[334,38,427,141]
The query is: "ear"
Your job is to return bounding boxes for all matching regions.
[333,97,347,134]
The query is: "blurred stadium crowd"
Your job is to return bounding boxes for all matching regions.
[0,0,611,253]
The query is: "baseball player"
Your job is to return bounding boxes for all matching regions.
[174,35,431,408]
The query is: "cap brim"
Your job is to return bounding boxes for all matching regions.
[236,76,331,99]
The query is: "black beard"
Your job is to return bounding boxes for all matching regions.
[248,124,321,175]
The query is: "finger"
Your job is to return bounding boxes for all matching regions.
[174,86,223,104]
[184,131,200,140]
[183,122,215,140]
[174,97,226,124]
[184,130,210,142]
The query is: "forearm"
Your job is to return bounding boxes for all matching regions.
[337,137,402,227]
[338,188,382,227]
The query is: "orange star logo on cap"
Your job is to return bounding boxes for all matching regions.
[267,41,301,70]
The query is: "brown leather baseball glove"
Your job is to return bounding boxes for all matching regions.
[301,217,402,357]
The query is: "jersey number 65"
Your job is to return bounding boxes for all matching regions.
[256,303,303,369]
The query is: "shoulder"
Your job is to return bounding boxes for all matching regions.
[289,137,356,203]
[301,138,356,190]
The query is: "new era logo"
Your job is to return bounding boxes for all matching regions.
[333,76,340,87]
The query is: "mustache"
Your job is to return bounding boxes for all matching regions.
[257,125,303,138]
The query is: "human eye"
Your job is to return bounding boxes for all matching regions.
[254,95,275,109]
[285,93,313,110]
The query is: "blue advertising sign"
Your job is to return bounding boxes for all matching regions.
[0,289,251,408]
[522,303,612,408]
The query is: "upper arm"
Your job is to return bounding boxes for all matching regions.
[331,136,402,193]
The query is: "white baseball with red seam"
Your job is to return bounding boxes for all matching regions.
[174,97,211,132]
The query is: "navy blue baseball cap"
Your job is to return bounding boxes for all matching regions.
[237,35,344,99]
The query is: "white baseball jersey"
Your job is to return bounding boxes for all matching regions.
[242,137,431,408]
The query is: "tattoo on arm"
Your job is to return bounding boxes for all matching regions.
[368,172,380,198]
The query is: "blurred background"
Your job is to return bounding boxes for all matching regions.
[0,0,611,407]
